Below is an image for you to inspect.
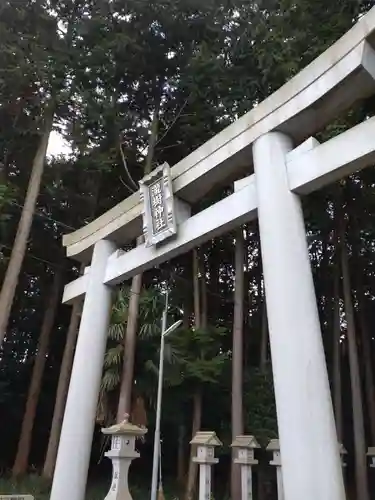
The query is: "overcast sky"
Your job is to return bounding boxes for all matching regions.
[47,130,71,158]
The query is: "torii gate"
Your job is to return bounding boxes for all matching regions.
[51,8,375,500]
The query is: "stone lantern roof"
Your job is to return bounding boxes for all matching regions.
[231,435,260,449]
[101,414,147,437]
[190,431,222,446]
[266,439,280,452]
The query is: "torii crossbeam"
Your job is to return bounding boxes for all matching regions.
[51,9,375,500]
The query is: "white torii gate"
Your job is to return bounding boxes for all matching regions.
[51,8,375,500]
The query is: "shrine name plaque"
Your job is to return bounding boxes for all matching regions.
[139,163,177,247]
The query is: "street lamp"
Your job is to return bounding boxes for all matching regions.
[150,294,183,500]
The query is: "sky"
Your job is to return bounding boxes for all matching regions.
[46,130,71,158]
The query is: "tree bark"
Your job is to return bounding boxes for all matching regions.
[116,271,143,421]
[340,223,369,500]
[116,97,160,421]
[358,299,375,444]
[260,300,268,373]
[192,249,201,330]
[185,389,202,500]
[332,260,343,442]
[42,298,82,479]
[258,289,269,500]
[12,265,63,476]
[177,422,186,487]
[130,394,147,427]
[231,228,244,500]
[185,249,203,500]
[143,96,161,177]
[0,106,54,346]
[348,200,375,445]
[199,253,208,330]
[177,292,192,489]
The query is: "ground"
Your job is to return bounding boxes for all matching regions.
[0,475,182,500]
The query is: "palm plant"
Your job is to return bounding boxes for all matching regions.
[97,285,182,426]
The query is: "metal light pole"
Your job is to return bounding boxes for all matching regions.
[150,292,182,500]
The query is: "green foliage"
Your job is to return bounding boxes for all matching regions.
[99,285,186,422]
[170,326,228,385]
[0,475,51,500]
[243,365,278,446]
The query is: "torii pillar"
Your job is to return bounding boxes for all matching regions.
[253,133,345,500]
[50,240,116,500]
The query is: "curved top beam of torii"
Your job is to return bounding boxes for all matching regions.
[64,7,375,263]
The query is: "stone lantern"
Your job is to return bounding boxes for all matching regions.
[102,414,147,500]
[367,447,375,468]
[191,431,222,500]
[267,439,284,500]
[231,435,260,500]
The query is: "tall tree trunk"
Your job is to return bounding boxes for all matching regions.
[340,224,369,500]
[185,249,203,500]
[116,271,143,421]
[0,106,54,346]
[177,281,192,490]
[332,261,343,442]
[185,389,202,500]
[349,202,375,445]
[177,422,186,487]
[12,265,63,476]
[200,254,208,329]
[260,300,268,373]
[116,99,160,421]
[358,298,375,444]
[231,228,244,500]
[257,288,269,500]
[192,249,201,329]
[42,298,82,479]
